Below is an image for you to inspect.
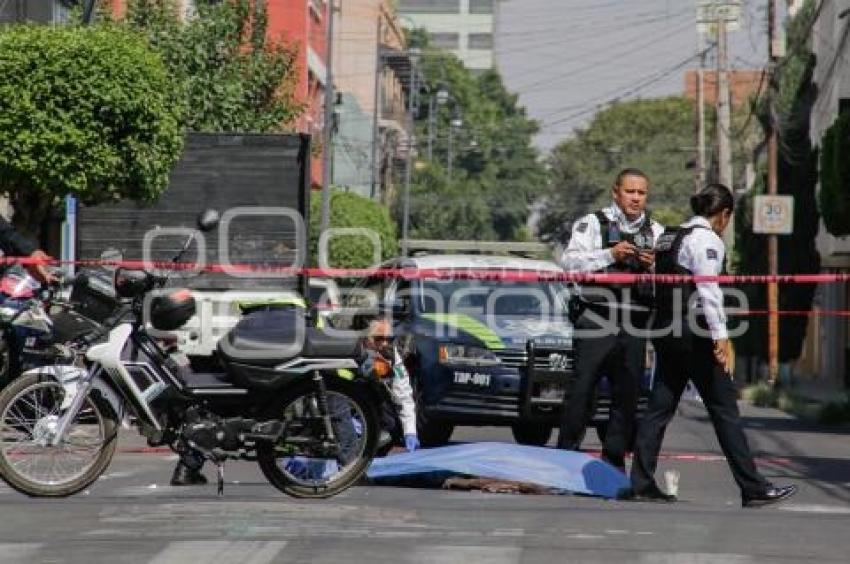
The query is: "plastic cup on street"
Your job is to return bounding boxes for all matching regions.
[664,469,680,497]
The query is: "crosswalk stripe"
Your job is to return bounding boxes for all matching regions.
[147,541,287,564]
[408,545,522,564]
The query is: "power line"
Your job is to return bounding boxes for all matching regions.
[538,47,712,133]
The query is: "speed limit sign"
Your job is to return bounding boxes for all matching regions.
[753,195,794,234]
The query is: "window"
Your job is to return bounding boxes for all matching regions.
[0,0,55,24]
[468,33,493,50]
[398,0,460,14]
[429,32,460,50]
[469,0,494,14]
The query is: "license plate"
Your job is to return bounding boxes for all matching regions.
[453,371,491,387]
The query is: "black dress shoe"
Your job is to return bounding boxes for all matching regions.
[742,484,797,508]
[171,463,208,486]
[617,484,677,503]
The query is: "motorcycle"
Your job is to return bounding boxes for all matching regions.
[0,270,84,388]
[0,210,386,498]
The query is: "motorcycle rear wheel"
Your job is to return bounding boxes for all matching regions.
[0,373,118,497]
[256,376,379,499]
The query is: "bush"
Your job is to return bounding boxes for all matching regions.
[0,24,183,237]
[309,191,399,270]
[818,395,850,425]
[819,112,850,237]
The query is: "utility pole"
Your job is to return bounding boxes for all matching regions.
[696,41,707,192]
[320,0,337,234]
[370,17,383,200]
[767,0,780,384]
[401,50,420,257]
[716,11,734,252]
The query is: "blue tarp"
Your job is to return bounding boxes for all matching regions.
[367,442,630,499]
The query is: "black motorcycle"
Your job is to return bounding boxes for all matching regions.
[0,211,384,498]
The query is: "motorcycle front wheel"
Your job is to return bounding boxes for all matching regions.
[0,373,118,497]
[256,376,379,499]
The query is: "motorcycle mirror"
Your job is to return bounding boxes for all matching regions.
[99,248,124,272]
[196,209,220,232]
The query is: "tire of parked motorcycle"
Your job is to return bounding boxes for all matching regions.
[0,337,11,389]
[256,376,379,499]
[511,423,553,446]
[0,373,119,497]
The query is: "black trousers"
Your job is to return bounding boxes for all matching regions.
[630,331,769,497]
[557,310,646,468]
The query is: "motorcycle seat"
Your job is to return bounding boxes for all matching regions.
[218,307,361,369]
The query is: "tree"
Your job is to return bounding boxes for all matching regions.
[400,164,496,241]
[736,0,821,365]
[819,113,850,237]
[309,191,399,270]
[407,39,547,242]
[121,0,301,132]
[0,24,184,238]
[540,97,698,241]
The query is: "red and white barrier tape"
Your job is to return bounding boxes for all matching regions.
[4,256,850,285]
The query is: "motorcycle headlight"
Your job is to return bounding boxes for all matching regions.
[438,344,501,366]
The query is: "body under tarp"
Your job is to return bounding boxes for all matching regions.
[366,442,630,498]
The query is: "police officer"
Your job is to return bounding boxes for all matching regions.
[624,183,797,507]
[555,168,664,471]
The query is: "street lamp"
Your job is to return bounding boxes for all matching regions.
[427,84,450,160]
[447,107,463,181]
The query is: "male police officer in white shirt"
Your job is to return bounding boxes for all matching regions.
[555,168,664,471]
[623,183,796,507]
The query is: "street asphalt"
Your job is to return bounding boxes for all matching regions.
[1,398,848,563]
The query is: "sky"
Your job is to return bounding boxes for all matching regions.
[496,0,772,152]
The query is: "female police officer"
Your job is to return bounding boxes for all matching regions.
[621,184,797,508]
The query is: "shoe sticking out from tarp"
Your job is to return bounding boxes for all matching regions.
[366,442,630,499]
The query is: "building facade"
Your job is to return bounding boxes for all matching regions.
[397,0,497,72]
[330,1,415,202]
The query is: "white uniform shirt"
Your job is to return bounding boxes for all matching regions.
[556,203,665,272]
[677,216,728,340]
[389,347,417,436]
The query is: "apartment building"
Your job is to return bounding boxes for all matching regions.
[397,0,497,72]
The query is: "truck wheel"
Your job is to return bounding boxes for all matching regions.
[511,424,553,446]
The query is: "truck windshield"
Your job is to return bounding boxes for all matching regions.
[416,278,568,317]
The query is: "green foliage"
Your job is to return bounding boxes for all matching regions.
[401,164,496,241]
[818,394,850,425]
[819,113,850,236]
[310,191,399,270]
[540,97,698,239]
[735,2,821,364]
[408,42,547,241]
[0,24,183,235]
[121,0,301,132]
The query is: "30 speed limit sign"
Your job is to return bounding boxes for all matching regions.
[753,195,794,234]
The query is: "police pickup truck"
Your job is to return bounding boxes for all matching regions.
[332,255,652,446]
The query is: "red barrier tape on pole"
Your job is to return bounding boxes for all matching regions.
[4,256,850,285]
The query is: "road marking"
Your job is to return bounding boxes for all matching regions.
[408,546,521,564]
[640,554,753,563]
[779,504,850,515]
[147,541,287,564]
[0,543,42,563]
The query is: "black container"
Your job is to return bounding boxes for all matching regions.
[69,270,119,323]
[150,289,196,331]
